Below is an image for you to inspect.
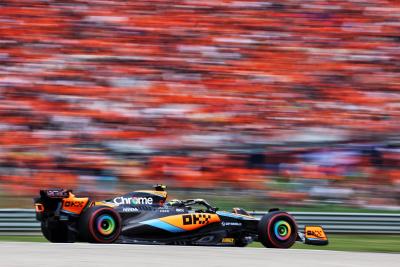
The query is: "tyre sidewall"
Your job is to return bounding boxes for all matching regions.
[79,206,121,243]
[258,211,297,248]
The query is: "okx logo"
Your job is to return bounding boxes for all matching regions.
[64,201,84,208]
[307,230,323,238]
[182,214,212,225]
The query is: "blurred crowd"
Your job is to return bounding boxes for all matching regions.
[0,0,399,208]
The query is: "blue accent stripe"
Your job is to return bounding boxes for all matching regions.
[216,211,254,220]
[140,219,186,233]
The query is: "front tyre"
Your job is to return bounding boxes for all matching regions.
[79,206,121,243]
[258,211,297,249]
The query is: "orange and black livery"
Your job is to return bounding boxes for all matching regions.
[34,185,328,248]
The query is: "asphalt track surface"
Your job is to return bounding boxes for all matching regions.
[1,242,398,267]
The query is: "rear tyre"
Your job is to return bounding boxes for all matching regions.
[258,211,297,249]
[79,206,121,243]
[41,221,70,243]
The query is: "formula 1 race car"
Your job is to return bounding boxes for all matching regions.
[34,185,328,248]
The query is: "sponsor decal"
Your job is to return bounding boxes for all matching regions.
[159,209,170,213]
[64,201,85,208]
[222,238,234,243]
[122,207,139,212]
[46,189,68,198]
[113,196,153,206]
[307,230,323,238]
[175,208,185,213]
[182,214,212,225]
[221,222,242,226]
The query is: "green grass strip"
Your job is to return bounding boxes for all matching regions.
[250,234,400,253]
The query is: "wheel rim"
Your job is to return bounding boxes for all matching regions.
[96,214,116,236]
[273,220,292,241]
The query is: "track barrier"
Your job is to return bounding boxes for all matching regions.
[0,209,399,235]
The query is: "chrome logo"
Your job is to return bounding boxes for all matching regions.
[96,214,116,236]
[274,220,291,241]
[113,196,153,206]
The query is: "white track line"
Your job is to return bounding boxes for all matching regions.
[0,242,398,267]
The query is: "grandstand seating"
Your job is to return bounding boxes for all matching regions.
[0,0,399,207]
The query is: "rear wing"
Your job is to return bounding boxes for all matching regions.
[35,189,71,215]
[34,188,90,221]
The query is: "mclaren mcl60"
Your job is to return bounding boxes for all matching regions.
[34,185,328,248]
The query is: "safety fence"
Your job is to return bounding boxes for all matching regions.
[0,209,40,235]
[0,209,399,235]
